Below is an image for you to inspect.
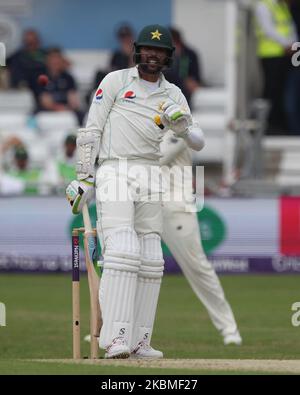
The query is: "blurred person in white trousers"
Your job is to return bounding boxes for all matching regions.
[160,130,242,346]
[85,130,242,347]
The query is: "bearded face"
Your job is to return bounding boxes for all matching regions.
[138,46,169,75]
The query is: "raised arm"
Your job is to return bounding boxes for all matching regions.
[160,92,205,151]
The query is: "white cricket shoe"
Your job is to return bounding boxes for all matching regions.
[104,337,130,359]
[131,341,163,359]
[223,330,242,346]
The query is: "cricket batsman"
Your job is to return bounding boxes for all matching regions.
[160,131,242,345]
[66,24,204,359]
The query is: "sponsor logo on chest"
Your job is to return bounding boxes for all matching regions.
[121,90,137,103]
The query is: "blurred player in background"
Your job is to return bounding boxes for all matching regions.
[86,131,242,347]
[160,131,242,346]
[285,0,300,134]
[66,24,204,359]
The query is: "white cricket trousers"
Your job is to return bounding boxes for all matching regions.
[95,159,164,349]
[162,206,238,337]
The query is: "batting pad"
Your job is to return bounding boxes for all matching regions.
[130,233,164,350]
[99,227,140,349]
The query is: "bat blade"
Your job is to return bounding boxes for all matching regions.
[72,231,80,359]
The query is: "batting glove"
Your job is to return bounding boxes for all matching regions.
[66,178,94,215]
[161,101,192,137]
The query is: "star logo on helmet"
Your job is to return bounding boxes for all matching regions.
[151,29,162,40]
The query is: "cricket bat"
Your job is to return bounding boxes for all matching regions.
[82,203,102,359]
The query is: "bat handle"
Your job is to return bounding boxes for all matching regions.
[154,115,165,130]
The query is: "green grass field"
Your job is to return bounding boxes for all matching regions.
[0,273,299,374]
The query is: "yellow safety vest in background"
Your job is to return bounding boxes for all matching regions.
[256,0,293,58]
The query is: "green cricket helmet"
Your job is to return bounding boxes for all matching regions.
[134,24,175,67]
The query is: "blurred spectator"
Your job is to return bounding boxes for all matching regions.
[110,24,135,71]
[45,134,77,193]
[0,136,23,155]
[284,0,300,134]
[85,24,135,105]
[7,145,42,195]
[0,137,23,195]
[85,24,135,106]
[0,68,9,90]
[37,48,84,125]
[255,0,297,134]
[163,27,203,106]
[7,29,46,94]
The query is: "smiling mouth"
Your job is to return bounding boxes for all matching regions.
[147,58,160,65]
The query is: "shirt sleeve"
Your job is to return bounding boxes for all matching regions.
[85,71,119,135]
[255,2,297,47]
[172,87,205,151]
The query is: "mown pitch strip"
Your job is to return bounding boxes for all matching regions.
[30,358,300,374]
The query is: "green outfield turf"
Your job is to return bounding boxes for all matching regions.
[0,273,299,374]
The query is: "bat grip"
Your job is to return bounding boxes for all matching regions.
[154,115,165,130]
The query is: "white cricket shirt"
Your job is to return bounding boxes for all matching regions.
[85,66,190,162]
